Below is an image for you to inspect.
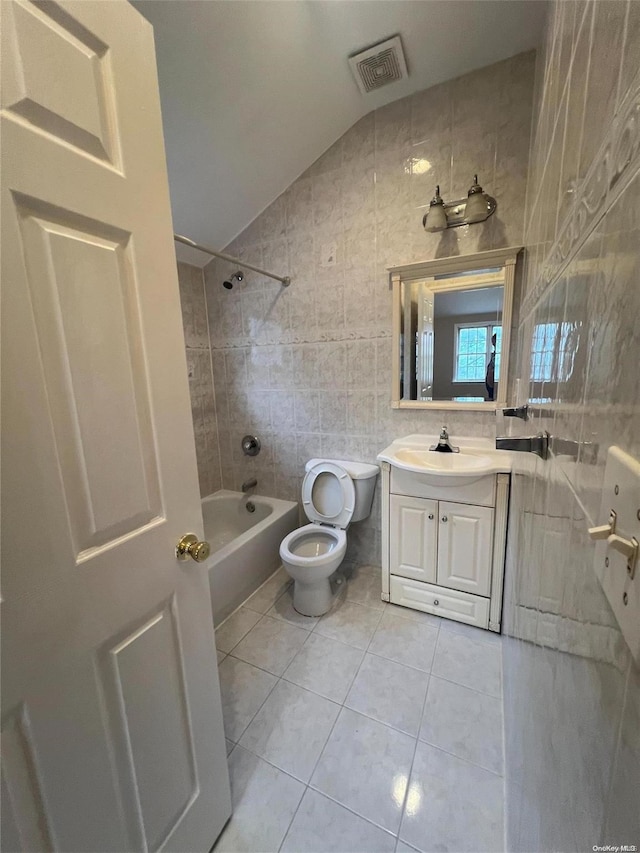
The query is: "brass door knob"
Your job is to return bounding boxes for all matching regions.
[176,533,211,563]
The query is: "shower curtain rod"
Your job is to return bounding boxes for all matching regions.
[174,234,291,287]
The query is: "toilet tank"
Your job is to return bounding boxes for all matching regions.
[305,459,379,523]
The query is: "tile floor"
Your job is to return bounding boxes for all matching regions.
[214,565,505,853]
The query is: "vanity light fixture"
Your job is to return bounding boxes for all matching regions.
[423,175,497,232]
[424,185,448,231]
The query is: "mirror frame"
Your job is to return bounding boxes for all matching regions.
[389,246,522,411]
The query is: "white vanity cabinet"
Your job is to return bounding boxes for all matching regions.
[381,463,510,632]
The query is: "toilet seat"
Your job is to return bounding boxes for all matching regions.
[280,523,347,569]
[301,461,355,529]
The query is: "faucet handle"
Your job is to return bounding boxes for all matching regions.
[242,434,261,457]
[440,425,449,438]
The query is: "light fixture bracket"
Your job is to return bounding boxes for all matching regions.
[422,192,497,232]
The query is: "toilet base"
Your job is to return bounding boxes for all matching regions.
[293,577,333,617]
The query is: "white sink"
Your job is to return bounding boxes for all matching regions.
[377,434,513,485]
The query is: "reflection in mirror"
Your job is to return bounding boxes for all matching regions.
[391,247,521,410]
[399,269,504,403]
[527,281,583,404]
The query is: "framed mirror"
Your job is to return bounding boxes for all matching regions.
[390,247,522,410]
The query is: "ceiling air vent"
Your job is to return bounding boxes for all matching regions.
[348,35,408,95]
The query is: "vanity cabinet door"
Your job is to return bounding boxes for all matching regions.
[390,495,438,583]
[436,502,494,596]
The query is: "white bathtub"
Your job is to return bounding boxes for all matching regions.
[203,489,298,625]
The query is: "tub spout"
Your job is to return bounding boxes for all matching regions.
[242,477,257,493]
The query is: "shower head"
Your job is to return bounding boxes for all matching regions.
[223,270,244,290]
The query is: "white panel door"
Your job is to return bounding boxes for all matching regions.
[436,502,494,596]
[0,2,231,851]
[390,495,438,583]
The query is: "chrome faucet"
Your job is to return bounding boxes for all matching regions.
[430,426,460,453]
[241,477,257,493]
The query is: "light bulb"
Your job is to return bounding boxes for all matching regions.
[465,175,489,223]
[423,185,448,232]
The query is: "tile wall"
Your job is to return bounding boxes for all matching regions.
[203,51,535,566]
[177,261,222,497]
[503,1,640,848]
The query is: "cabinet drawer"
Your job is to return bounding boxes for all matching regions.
[390,468,496,507]
[389,575,490,629]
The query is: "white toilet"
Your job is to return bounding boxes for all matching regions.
[279,458,379,616]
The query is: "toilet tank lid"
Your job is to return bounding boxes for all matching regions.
[305,458,379,480]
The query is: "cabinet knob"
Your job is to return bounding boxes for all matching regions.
[433,599,440,606]
[428,513,434,520]
[441,516,448,523]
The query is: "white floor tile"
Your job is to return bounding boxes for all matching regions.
[218,656,277,742]
[215,607,262,653]
[267,587,321,630]
[439,617,503,646]
[432,630,502,697]
[310,707,415,833]
[345,565,385,610]
[399,742,504,853]
[396,842,421,853]
[385,603,442,629]
[239,680,340,782]
[214,561,506,853]
[281,788,396,853]
[214,746,304,853]
[314,599,383,650]
[231,615,309,675]
[244,567,292,614]
[346,653,429,736]
[283,632,364,703]
[419,676,504,775]
[368,610,439,672]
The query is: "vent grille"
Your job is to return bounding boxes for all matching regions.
[349,36,408,95]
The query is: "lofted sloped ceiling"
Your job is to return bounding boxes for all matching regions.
[133,0,546,266]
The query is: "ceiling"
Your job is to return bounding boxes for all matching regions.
[133,0,547,266]
[435,287,503,318]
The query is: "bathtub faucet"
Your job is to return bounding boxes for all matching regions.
[241,477,257,493]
